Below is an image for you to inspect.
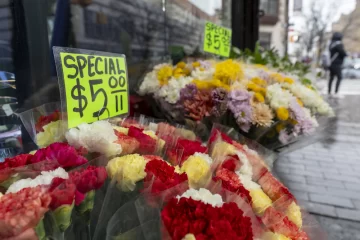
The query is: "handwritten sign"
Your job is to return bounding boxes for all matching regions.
[203,21,232,57]
[54,47,129,129]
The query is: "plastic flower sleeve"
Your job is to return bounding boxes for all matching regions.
[17,102,66,148]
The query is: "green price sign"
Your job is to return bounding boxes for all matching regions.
[203,21,232,57]
[53,47,129,129]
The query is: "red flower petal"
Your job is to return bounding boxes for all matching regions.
[114,131,140,154]
[70,166,107,194]
[127,126,157,154]
[35,110,60,133]
[48,178,76,210]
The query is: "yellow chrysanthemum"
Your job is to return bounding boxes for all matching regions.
[271,73,284,83]
[250,189,273,215]
[173,67,184,79]
[275,122,286,133]
[183,68,191,76]
[176,61,186,69]
[254,92,265,103]
[258,87,267,96]
[251,77,267,87]
[214,59,243,84]
[211,141,236,160]
[192,79,211,89]
[276,107,289,121]
[181,155,211,189]
[289,118,298,125]
[157,65,173,85]
[106,154,147,191]
[247,82,260,92]
[262,232,290,240]
[210,79,231,91]
[284,77,295,84]
[113,126,129,135]
[286,201,303,228]
[296,98,304,107]
[192,62,201,68]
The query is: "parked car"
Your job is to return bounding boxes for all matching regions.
[342,58,360,79]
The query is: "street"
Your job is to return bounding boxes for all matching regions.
[275,78,360,240]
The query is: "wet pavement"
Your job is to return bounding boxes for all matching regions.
[274,79,360,239]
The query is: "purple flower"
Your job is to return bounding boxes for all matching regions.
[211,88,228,117]
[289,99,316,135]
[199,60,212,69]
[279,130,292,144]
[228,90,252,102]
[180,84,197,101]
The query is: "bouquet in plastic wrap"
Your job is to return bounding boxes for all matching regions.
[138,57,334,152]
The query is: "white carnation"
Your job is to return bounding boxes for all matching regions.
[266,83,295,109]
[157,76,193,104]
[238,174,260,190]
[138,71,160,95]
[235,151,253,178]
[178,188,223,207]
[7,167,68,194]
[66,121,122,157]
[191,67,215,80]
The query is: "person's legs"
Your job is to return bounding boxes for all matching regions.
[335,66,343,93]
[328,67,335,94]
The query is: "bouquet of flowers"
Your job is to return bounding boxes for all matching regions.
[138,57,334,152]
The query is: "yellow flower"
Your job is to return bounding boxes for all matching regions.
[296,98,304,107]
[106,154,147,191]
[157,65,173,85]
[284,77,294,84]
[289,118,298,125]
[252,102,274,127]
[173,67,184,79]
[286,201,302,228]
[254,92,265,103]
[174,166,183,174]
[183,68,191,76]
[181,155,211,189]
[210,79,231,91]
[276,122,286,133]
[192,62,201,68]
[182,234,196,240]
[247,82,260,92]
[276,107,289,121]
[251,77,267,87]
[192,79,211,90]
[214,60,243,84]
[271,73,284,83]
[29,150,37,155]
[176,61,186,69]
[211,141,236,160]
[199,67,205,71]
[258,87,267,97]
[250,189,272,215]
[262,232,290,240]
[113,126,129,135]
[36,120,66,148]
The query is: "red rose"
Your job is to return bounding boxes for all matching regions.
[31,142,88,168]
[70,166,107,194]
[214,168,251,202]
[0,186,51,238]
[48,178,76,210]
[127,126,157,154]
[35,110,60,133]
[114,130,140,154]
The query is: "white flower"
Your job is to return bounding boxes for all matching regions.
[193,152,213,165]
[235,151,253,178]
[191,67,215,80]
[6,167,68,194]
[286,83,334,116]
[238,174,260,190]
[178,188,223,207]
[66,121,122,157]
[266,83,295,109]
[156,76,193,104]
[138,71,160,95]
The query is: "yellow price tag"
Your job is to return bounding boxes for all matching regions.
[54,48,129,129]
[203,21,232,57]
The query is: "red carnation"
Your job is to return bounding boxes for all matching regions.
[167,138,208,166]
[214,168,251,202]
[262,207,300,239]
[0,186,51,238]
[0,154,33,182]
[120,119,143,129]
[221,155,242,172]
[144,159,188,194]
[127,126,157,154]
[31,142,88,168]
[69,166,107,194]
[35,110,60,133]
[114,130,140,154]
[161,197,253,240]
[48,178,76,210]
[209,129,234,146]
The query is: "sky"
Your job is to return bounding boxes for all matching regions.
[188,0,221,15]
[303,0,356,21]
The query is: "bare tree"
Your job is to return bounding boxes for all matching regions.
[300,0,339,62]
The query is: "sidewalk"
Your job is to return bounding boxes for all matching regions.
[274,92,360,238]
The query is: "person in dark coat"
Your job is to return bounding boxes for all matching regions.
[328,32,347,96]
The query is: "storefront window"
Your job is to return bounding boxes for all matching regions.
[260,0,278,16]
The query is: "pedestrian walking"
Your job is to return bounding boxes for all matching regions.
[328,32,347,97]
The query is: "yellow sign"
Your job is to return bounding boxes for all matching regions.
[203,21,232,57]
[57,50,129,129]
